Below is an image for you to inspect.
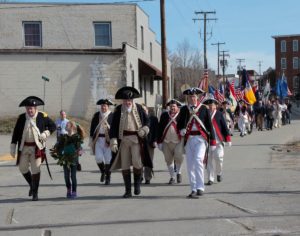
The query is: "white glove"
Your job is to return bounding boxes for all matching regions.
[137,128,146,138]
[40,130,50,142]
[210,145,216,151]
[10,143,16,158]
[180,129,186,137]
[110,138,118,153]
[158,143,163,151]
[227,142,232,147]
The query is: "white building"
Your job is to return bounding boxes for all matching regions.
[0,3,172,118]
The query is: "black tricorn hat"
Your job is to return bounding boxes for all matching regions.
[97,99,114,106]
[166,99,182,107]
[183,87,204,95]
[19,96,44,107]
[203,94,219,105]
[115,86,140,100]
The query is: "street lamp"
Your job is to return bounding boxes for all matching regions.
[41,76,50,111]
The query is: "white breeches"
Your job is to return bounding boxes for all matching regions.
[238,118,249,135]
[207,144,224,182]
[95,138,112,164]
[185,135,207,192]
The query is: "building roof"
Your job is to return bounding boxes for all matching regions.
[272,34,300,39]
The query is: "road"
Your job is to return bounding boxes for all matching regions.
[0,116,300,235]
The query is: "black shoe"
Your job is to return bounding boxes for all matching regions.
[168,178,175,185]
[206,180,213,185]
[186,191,199,199]
[196,189,204,196]
[123,191,132,198]
[217,175,222,182]
[176,174,182,183]
[100,173,105,183]
[77,163,82,171]
[145,180,150,185]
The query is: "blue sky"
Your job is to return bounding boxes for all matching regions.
[8,0,300,74]
[137,0,300,74]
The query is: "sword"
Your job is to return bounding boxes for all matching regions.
[44,151,53,180]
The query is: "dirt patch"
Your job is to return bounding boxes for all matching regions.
[270,140,300,170]
[0,116,91,135]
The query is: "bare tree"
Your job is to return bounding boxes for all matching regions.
[169,39,205,100]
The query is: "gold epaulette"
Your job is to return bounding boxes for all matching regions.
[40,111,48,117]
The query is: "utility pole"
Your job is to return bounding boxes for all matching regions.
[236,58,245,87]
[219,50,230,85]
[211,42,225,79]
[193,11,217,70]
[160,0,168,108]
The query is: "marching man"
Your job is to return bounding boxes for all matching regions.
[203,94,231,185]
[177,88,216,198]
[109,87,152,198]
[157,99,184,184]
[10,96,56,201]
[89,99,114,185]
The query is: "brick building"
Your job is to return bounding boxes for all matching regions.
[272,34,300,96]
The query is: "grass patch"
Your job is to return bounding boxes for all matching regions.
[0,116,91,135]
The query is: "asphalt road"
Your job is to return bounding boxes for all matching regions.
[0,116,300,236]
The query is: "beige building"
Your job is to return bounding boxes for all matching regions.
[0,3,172,118]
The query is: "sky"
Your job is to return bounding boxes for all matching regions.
[6,0,300,74]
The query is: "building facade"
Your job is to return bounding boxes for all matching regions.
[0,3,171,118]
[272,34,300,96]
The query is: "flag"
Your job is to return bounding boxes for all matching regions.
[208,85,225,102]
[288,87,293,96]
[225,79,237,111]
[241,69,256,104]
[235,87,245,101]
[198,70,209,92]
[276,74,288,99]
[263,80,270,100]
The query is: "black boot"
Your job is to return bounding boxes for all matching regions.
[31,173,40,201]
[133,168,142,196]
[122,170,132,198]
[104,164,111,185]
[97,163,105,182]
[22,171,32,196]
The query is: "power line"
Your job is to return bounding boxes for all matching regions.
[193,11,217,70]
[211,41,225,78]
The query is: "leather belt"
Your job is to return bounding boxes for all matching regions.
[24,142,36,146]
[189,131,201,136]
[123,130,138,136]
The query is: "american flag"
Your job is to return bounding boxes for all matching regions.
[235,87,245,101]
[215,89,225,102]
[198,70,209,92]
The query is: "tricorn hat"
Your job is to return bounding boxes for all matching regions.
[97,99,114,106]
[19,96,44,107]
[183,87,204,95]
[203,93,219,105]
[222,99,231,105]
[166,99,182,107]
[115,86,140,100]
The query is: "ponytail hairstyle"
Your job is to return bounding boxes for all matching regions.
[76,122,86,140]
[67,120,86,140]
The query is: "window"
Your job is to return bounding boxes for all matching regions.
[281,58,287,69]
[293,57,299,69]
[131,70,135,88]
[150,42,153,62]
[293,40,299,52]
[23,22,42,47]
[94,22,111,47]
[141,26,144,50]
[281,40,286,52]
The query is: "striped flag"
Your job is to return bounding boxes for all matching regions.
[235,87,245,101]
[215,89,225,102]
[198,70,209,92]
